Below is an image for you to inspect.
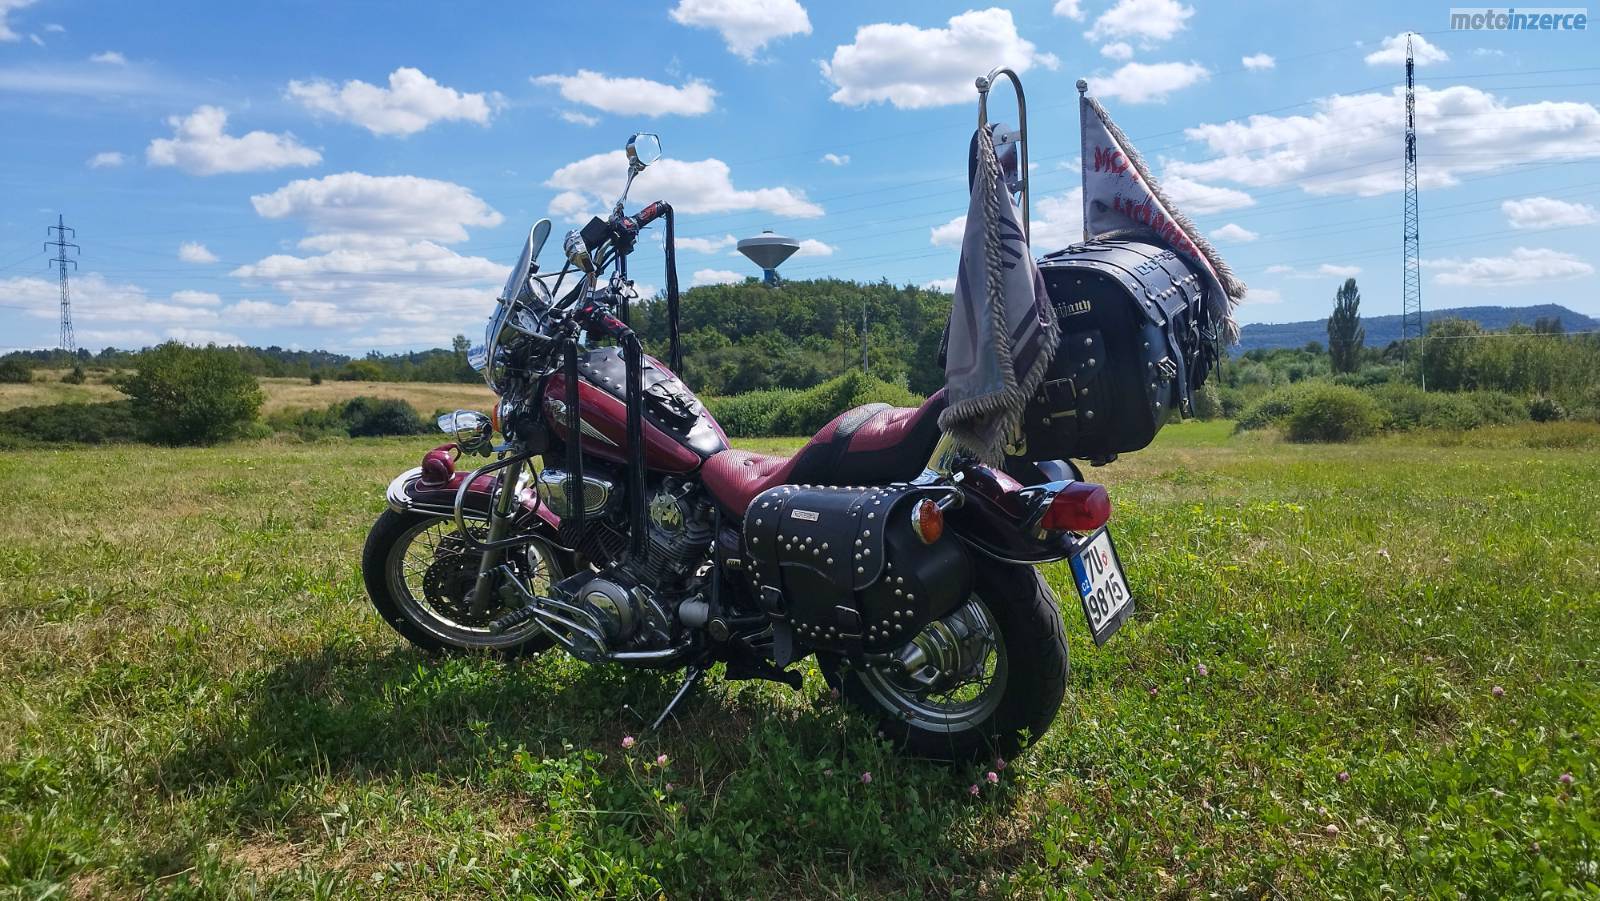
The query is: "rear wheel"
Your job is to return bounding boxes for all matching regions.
[362,509,565,657]
[821,563,1069,762]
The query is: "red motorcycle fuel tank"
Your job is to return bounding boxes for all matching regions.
[542,347,727,474]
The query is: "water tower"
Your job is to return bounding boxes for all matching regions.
[737,230,800,286]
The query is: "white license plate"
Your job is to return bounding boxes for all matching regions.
[1068,528,1132,645]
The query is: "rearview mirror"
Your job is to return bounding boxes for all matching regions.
[626,132,661,172]
[438,410,493,455]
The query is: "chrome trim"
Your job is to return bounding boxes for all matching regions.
[536,467,614,518]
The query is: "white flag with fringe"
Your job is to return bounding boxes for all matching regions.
[1078,80,1243,343]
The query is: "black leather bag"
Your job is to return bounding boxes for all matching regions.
[1021,238,1223,464]
[743,484,971,654]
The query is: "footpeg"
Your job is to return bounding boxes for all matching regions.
[488,604,538,634]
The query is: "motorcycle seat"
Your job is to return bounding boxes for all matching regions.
[700,389,948,514]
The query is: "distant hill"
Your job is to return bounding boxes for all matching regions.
[1236,304,1598,352]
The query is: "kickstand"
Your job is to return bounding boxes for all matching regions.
[650,664,706,732]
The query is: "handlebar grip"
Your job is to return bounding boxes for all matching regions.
[634,200,669,228]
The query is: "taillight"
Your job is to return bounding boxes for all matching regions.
[1040,482,1111,532]
[910,497,944,544]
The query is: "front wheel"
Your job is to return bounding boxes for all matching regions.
[820,563,1070,762]
[361,509,566,657]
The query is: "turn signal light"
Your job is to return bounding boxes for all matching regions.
[910,498,944,544]
[1040,482,1111,533]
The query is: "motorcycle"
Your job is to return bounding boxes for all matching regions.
[361,130,1134,762]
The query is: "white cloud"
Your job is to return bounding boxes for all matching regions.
[560,109,599,127]
[250,172,502,242]
[1086,0,1194,45]
[0,0,35,42]
[1266,263,1362,280]
[146,106,321,176]
[1211,223,1258,242]
[821,9,1058,110]
[178,241,218,263]
[41,21,60,32]
[1241,53,1275,71]
[1502,196,1599,230]
[89,50,125,65]
[669,0,812,60]
[1425,247,1593,287]
[287,67,496,136]
[1170,85,1600,197]
[793,238,835,257]
[692,268,745,287]
[166,327,243,346]
[1242,287,1281,304]
[923,277,958,292]
[1265,264,1293,275]
[1473,47,1506,57]
[1091,61,1208,103]
[820,152,850,166]
[1100,42,1134,61]
[1365,33,1448,67]
[87,150,123,168]
[545,151,822,222]
[930,215,965,247]
[0,272,221,329]
[226,298,361,328]
[1160,174,1254,214]
[677,234,737,254]
[932,188,1083,250]
[169,289,221,306]
[1318,264,1361,278]
[533,70,716,117]
[1052,0,1085,20]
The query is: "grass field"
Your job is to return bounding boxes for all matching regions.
[0,373,493,415]
[1,421,1596,897]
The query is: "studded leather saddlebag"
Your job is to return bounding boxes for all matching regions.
[743,484,972,654]
[1023,238,1223,464]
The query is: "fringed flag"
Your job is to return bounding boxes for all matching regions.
[1078,80,1244,343]
[939,124,1059,464]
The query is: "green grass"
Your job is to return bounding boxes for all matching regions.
[1,423,1596,897]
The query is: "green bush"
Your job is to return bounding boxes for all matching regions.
[1284,384,1381,443]
[0,400,142,446]
[1464,391,1529,426]
[705,371,923,438]
[341,396,428,437]
[338,360,385,381]
[0,359,31,384]
[267,396,429,439]
[117,342,263,445]
[1528,396,1566,423]
[1190,384,1223,420]
[1234,382,1318,432]
[309,371,323,385]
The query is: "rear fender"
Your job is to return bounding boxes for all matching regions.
[945,460,1102,564]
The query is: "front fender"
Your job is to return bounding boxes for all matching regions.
[384,448,563,539]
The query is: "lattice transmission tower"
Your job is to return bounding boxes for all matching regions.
[46,214,79,356]
[1401,33,1425,388]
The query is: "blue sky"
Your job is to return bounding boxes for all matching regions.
[1,0,1597,353]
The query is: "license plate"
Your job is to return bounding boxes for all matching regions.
[1068,527,1133,645]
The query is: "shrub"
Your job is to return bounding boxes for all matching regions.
[117,342,263,445]
[309,371,323,385]
[1418,393,1483,431]
[1190,384,1223,420]
[338,360,385,381]
[267,396,429,439]
[1216,386,1246,420]
[1528,396,1566,423]
[1464,391,1529,426]
[0,400,142,446]
[1284,385,1381,443]
[341,396,428,437]
[61,364,87,385]
[0,359,31,384]
[705,372,923,438]
[1234,382,1318,432]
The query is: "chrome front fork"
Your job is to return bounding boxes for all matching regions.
[464,455,524,617]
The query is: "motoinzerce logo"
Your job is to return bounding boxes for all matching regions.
[1450,7,1589,29]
